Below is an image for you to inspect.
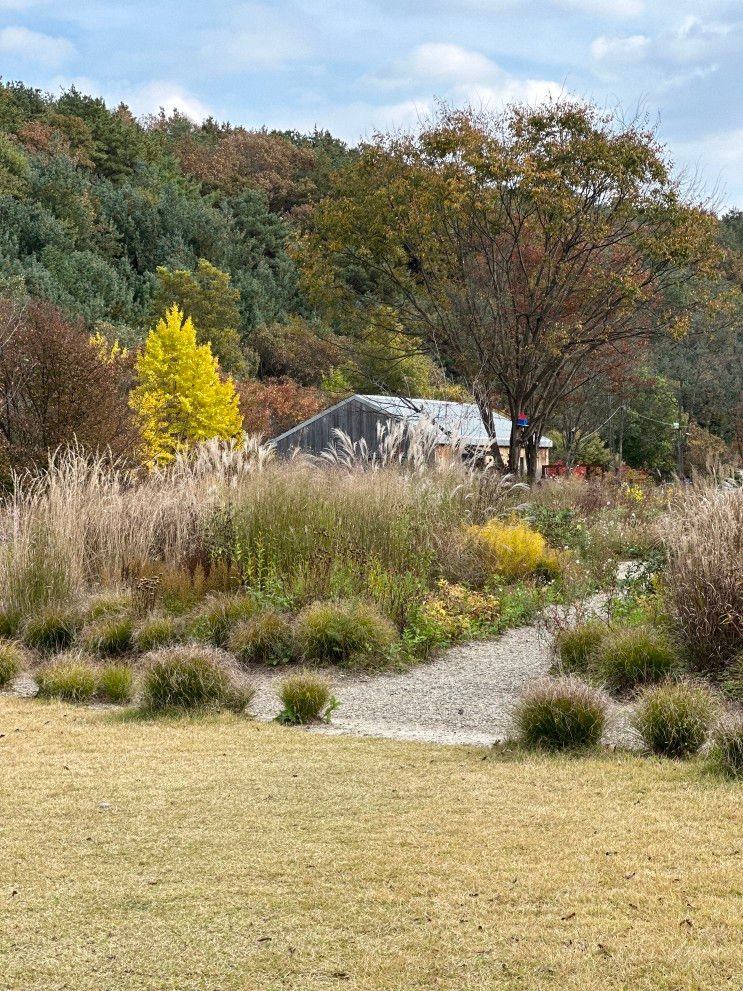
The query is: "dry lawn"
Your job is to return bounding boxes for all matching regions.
[0,698,741,991]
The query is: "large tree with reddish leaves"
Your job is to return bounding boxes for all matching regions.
[0,298,138,476]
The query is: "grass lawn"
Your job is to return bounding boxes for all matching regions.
[0,698,740,991]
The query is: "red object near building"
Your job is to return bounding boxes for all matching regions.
[542,461,588,479]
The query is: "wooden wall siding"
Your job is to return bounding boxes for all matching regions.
[273,399,395,456]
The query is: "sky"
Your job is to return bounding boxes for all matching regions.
[1,0,742,208]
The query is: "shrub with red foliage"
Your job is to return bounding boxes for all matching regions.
[0,298,139,476]
[237,378,328,438]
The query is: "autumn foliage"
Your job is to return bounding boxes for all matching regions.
[129,306,243,464]
[237,378,328,437]
[0,299,137,476]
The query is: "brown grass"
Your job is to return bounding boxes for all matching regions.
[663,484,743,671]
[0,698,740,991]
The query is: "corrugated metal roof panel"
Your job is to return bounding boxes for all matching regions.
[358,396,552,448]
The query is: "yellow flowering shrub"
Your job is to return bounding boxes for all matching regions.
[467,517,550,580]
[419,579,500,641]
[622,483,645,504]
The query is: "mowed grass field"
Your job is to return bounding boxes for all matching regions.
[0,698,741,991]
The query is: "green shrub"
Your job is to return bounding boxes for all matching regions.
[80,616,134,656]
[228,612,296,666]
[133,614,181,653]
[524,505,589,554]
[513,677,608,751]
[632,681,715,758]
[295,599,398,667]
[183,594,260,647]
[0,605,21,639]
[140,646,254,713]
[592,626,679,695]
[0,640,24,686]
[554,620,608,675]
[98,664,135,704]
[278,671,336,725]
[708,716,743,779]
[22,607,79,653]
[36,654,97,702]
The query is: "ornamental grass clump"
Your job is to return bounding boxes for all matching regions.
[133,613,181,653]
[36,653,97,702]
[80,616,134,656]
[140,646,254,713]
[183,593,260,647]
[554,620,608,675]
[592,626,679,695]
[97,664,135,704]
[278,671,336,725]
[82,592,133,621]
[663,485,743,673]
[632,680,715,758]
[0,640,24,686]
[513,677,608,751]
[295,598,398,667]
[708,716,743,779]
[228,611,296,666]
[22,606,79,653]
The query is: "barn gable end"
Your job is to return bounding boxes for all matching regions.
[271,396,401,456]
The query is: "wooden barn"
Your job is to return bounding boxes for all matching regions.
[270,394,552,471]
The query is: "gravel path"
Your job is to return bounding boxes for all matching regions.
[248,619,635,747]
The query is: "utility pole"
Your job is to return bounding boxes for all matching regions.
[674,418,685,479]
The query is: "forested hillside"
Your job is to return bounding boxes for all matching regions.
[0,80,740,478]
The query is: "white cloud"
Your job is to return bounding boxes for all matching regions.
[200,2,310,70]
[45,75,213,123]
[0,26,74,67]
[404,42,504,85]
[367,42,562,108]
[123,82,213,122]
[665,15,738,63]
[590,33,651,64]
[553,0,644,17]
[273,97,436,144]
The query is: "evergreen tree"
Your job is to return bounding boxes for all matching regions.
[130,305,242,464]
[151,259,251,375]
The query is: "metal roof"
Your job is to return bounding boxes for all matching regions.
[357,395,553,448]
[270,394,552,449]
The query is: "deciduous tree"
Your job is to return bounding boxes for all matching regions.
[237,378,327,437]
[130,305,242,464]
[0,299,137,476]
[304,101,719,476]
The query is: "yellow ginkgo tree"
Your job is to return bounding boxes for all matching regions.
[130,305,243,464]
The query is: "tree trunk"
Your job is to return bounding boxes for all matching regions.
[508,422,520,475]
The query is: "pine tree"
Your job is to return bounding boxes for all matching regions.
[130,305,243,464]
